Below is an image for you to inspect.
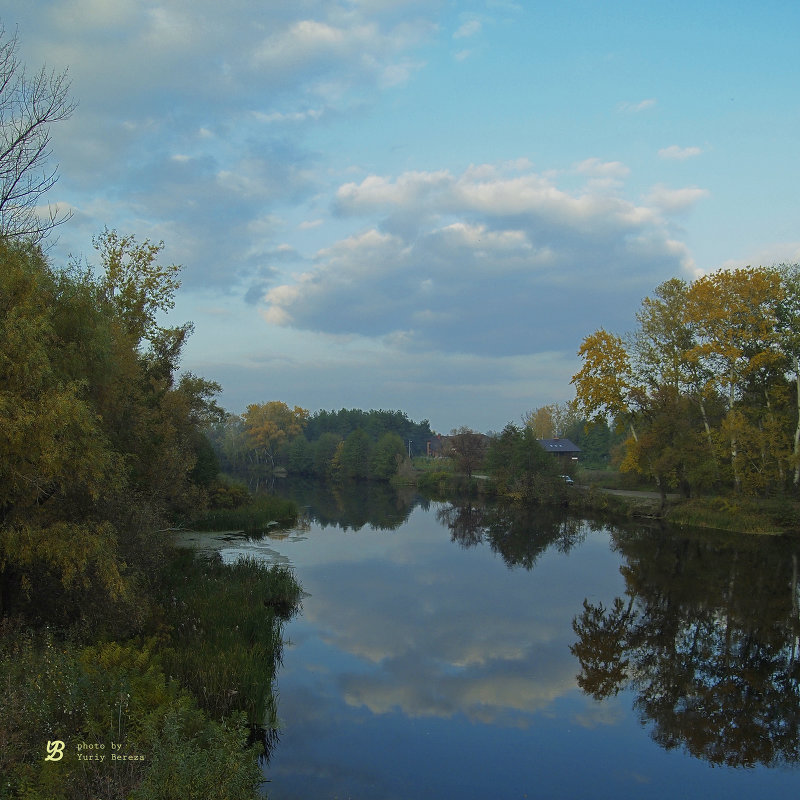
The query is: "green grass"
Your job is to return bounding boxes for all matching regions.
[191,494,298,536]
[664,497,793,535]
[159,550,302,725]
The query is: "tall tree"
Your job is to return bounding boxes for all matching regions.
[572,328,640,440]
[685,268,784,492]
[448,427,488,478]
[774,263,800,487]
[243,401,309,472]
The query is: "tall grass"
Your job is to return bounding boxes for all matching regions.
[664,497,789,534]
[159,551,302,729]
[191,494,298,536]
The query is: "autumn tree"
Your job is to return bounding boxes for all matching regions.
[774,263,800,487]
[573,266,800,496]
[0,26,76,243]
[685,268,784,492]
[0,233,222,626]
[572,328,642,443]
[243,401,309,474]
[524,401,580,440]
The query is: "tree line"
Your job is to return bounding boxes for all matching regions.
[572,266,800,498]
[208,403,433,486]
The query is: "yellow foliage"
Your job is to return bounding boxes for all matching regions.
[243,401,309,458]
[572,329,636,424]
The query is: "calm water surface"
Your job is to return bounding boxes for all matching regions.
[221,485,800,799]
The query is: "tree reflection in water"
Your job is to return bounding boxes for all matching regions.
[439,501,588,568]
[269,485,800,771]
[571,526,800,767]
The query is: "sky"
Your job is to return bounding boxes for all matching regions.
[6,0,800,433]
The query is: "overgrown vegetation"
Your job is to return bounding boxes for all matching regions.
[191,494,298,536]
[0,231,301,797]
[157,551,302,723]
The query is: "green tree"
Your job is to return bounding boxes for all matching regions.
[287,435,314,475]
[448,427,488,478]
[486,424,559,501]
[313,432,342,477]
[370,432,406,480]
[339,429,372,480]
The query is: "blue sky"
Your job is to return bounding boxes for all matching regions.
[7,0,800,433]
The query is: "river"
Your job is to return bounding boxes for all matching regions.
[218,482,800,799]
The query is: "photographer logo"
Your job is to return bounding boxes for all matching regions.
[45,740,65,761]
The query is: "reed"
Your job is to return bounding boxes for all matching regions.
[191,495,298,536]
[160,551,302,726]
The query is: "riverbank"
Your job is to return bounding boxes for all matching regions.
[574,484,799,535]
[0,541,303,799]
[412,465,799,535]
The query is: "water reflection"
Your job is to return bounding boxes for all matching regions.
[571,526,800,767]
[440,502,589,568]
[274,476,422,531]
[235,485,800,797]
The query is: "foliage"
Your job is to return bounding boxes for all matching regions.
[523,401,581,439]
[370,432,406,480]
[572,265,800,497]
[191,494,298,535]
[209,406,435,485]
[304,408,433,455]
[447,427,489,478]
[0,227,298,798]
[0,235,223,626]
[207,476,251,510]
[0,627,263,800]
[313,432,343,477]
[242,401,309,482]
[338,428,372,479]
[485,424,564,503]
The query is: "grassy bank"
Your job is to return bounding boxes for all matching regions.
[191,493,298,536]
[414,461,799,535]
[0,547,302,800]
[663,496,798,535]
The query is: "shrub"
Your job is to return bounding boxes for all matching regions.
[0,626,263,800]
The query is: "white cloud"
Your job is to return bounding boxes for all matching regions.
[658,145,703,161]
[454,19,482,39]
[719,242,800,272]
[573,158,630,179]
[253,108,325,124]
[265,162,696,357]
[645,184,709,213]
[617,98,656,113]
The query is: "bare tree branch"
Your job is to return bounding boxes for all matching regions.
[0,24,76,244]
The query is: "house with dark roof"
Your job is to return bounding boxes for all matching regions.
[538,438,581,462]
